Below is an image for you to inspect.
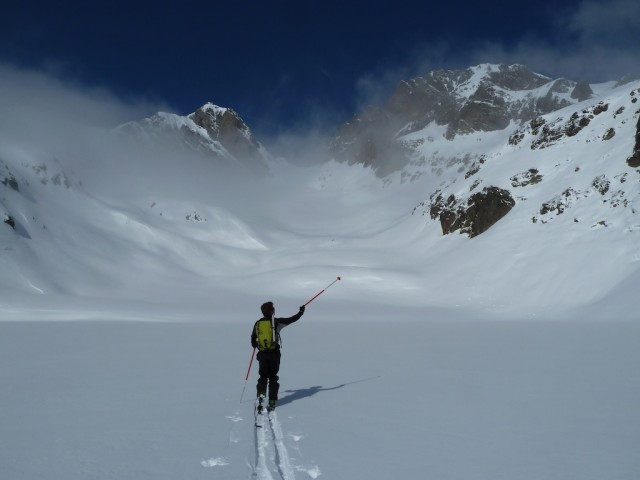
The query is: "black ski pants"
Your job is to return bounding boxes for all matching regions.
[256,349,281,401]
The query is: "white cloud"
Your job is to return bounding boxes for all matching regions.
[0,63,163,130]
[474,0,640,81]
[0,63,248,201]
[353,0,639,110]
[568,0,640,41]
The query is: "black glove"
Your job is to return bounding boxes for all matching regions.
[299,305,305,314]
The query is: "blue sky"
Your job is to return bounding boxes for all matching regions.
[1,0,638,137]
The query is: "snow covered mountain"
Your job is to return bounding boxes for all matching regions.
[330,64,635,174]
[330,64,640,240]
[118,103,270,176]
[1,63,639,321]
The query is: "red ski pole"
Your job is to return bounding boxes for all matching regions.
[245,347,256,381]
[240,347,256,403]
[304,276,341,306]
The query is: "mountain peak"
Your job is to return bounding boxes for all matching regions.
[189,104,251,143]
[199,103,229,115]
[117,103,269,176]
[330,64,598,173]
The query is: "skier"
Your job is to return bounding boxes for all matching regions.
[251,301,305,413]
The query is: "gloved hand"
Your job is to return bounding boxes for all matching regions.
[299,305,305,314]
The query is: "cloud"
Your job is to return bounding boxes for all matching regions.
[472,0,639,81]
[0,63,163,131]
[0,64,167,190]
[0,63,252,203]
[352,0,639,112]
[567,0,640,42]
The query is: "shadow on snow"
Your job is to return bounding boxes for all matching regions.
[277,376,381,407]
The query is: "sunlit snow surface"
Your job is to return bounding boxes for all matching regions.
[1,320,638,479]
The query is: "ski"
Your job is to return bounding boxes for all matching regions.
[254,395,276,428]
[254,412,263,428]
[254,396,265,428]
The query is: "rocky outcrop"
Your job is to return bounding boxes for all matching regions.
[627,115,640,168]
[509,101,610,150]
[1,159,19,191]
[511,169,543,187]
[1,174,19,191]
[3,214,15,230]
[603,128,616,141]
[592,175,611,195]
[432,186,515,238]
[570,80,594,101]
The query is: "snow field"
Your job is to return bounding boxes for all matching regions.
[1,319,638,480]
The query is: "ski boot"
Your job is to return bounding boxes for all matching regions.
[267,399,277,412]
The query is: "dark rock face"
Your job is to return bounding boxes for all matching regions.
[627,116,640,168]
[571,80,594,101]
[1,174,19,191]
[188,105,268,174]
[436,186,515,238]
[446,84,511,139]
[190,106,254,156]
[328,107,410,175]
[3,214,15,229]
[386,69,473,130]
[603,128,616,141]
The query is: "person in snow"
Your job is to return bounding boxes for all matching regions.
[251,301,305,412]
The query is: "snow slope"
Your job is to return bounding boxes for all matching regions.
[3,77,639,320]
[1,320,638,479]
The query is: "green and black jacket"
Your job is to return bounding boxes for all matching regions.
[250,310,303,351]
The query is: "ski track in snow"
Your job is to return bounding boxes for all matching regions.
[254,411,276,480]
[217,403,307,479]
[251,405,311,480]
[268,411,296,480]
